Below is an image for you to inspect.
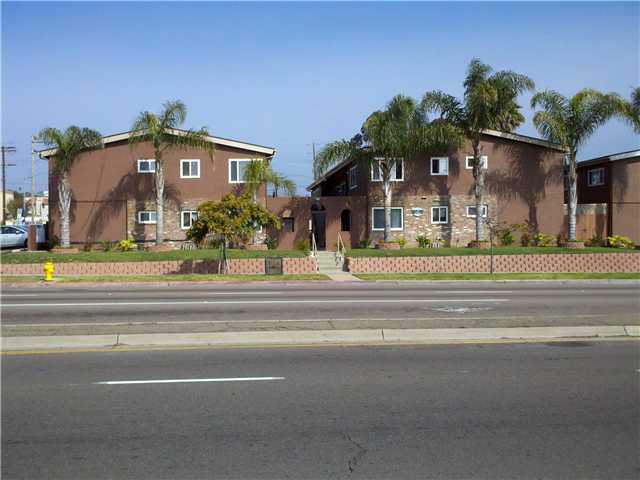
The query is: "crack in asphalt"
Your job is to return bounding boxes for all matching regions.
[344,432,367,474]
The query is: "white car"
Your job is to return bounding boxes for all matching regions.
[0,225,28,249]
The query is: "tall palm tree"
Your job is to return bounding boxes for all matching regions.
[531,89,622,242]
[38,126,103,248]
[421,58,535,242]
[619,87,640,133]
[270,172,297,198]
[315,94,462,242]
[130,100,213,245]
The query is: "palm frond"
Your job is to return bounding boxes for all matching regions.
[314,139,360,178]
[160,100,187,129]
[164,127,214,158]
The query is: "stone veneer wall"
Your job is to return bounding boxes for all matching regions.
[1,257,318,276]
[346,253,640,274]
[368,194,498,247]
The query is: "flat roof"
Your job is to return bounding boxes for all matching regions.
[39,128,276,158]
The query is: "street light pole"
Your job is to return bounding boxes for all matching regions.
[1,145,17,225]
[31,136,37,224]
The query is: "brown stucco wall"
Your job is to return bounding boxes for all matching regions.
[48,139,269,244]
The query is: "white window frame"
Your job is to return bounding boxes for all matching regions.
[465,205,488,218]
[465,155,488,170]
[229,158,256,184]
[348,165,358,190]
[431,206,449,224]
[430,157,449,176]
[137,159,156,173]
[371,207,404,231]
[137,211,157,224]
[371,158,404,182]
[587,167,605,187]
[180,210,198,230]
[180,159,200,179]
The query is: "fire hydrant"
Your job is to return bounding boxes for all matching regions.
[43,261,54,282]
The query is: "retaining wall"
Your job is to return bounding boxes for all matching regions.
[346,253,640,274]
[1,257,318,276]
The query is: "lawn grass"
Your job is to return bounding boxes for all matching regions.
[0,248,306,264]
[0,273,329,283]
[347,246,637,257]
[355,272,640,281]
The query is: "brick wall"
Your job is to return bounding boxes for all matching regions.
[346,253,640,273]
[1,257,317,276]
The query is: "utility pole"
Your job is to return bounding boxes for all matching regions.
[312,142,316,164]
[1,145,17,225]
[31,136,37,224]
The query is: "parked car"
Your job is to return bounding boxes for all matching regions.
[14,224,46,246]
[0,225,28,249]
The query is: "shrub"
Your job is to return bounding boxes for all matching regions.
[295,238,310,252]
[533,232,556,247]
[397,236,406,248]
[608,235,634,249]
[48,235,60,250]
[514,221,536,246]
[100,240,115,252]
[416,235,430,248]
[82,243,93,252]
[585,235,605,247]
[359,238,372,249]
[496,225,514,246]
[265,236,277,250]
[115,239,137,251]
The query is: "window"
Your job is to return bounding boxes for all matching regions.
[465,155,488,170]
[229,159,253,183]
[137,211,157,224]
[431,157,449,176]
[341,209,351,232]
[588,168,605,187]
[431,206,449,224]
[181,210,198,229]
[137,159,156,173]
[282,217,294,232]
[372,207,403,231]
[371,158,403,182]
[466,205,488,218]
[348,165,358,190]
[180,159,200,178]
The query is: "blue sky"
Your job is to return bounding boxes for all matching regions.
[2,1,638,194]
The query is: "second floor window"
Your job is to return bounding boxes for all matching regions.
[371,158,403,182]
[348,165,358,190]
[588,168,604,187]
[431,157,449,176]
[466,205,488,218]
[181,159,200,178]
[137,159,156,173]
[137,211,157,224]
[229,159,251,183]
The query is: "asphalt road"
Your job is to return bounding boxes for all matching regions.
[2,342,638,479]
[1,282,639,336]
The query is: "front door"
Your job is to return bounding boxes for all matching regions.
[311,211,326,250]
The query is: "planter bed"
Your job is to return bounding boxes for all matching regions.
[346,247,636,257]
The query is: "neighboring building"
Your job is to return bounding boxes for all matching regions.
[303,130,567,248]
[0,190,15,224]
[41,129,275,245]
[577,150,640,244]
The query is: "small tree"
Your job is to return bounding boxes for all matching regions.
[186,194,281,273]
[38,126,103,248]
[422,58,535,243]
[130,100,214,245]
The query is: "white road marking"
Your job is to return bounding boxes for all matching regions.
[2,298,509,308]
[206,291,284,296]
[94,376,285,385]
[0,294,39,297]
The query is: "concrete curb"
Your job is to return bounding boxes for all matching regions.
[2,325,638,352]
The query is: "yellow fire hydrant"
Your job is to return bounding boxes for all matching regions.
[43,261,54,282]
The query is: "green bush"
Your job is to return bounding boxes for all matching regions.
[608,235,634,249]
[100,240,115,252]
[497,225,514,246]
[533,232,556,247]
[585,235,605,247]
[295,238,310,252]
[397,236,406,249]
[359,238,372,249]
[416,235,430,248]
[115,239,137,252]
[265,236,277,250]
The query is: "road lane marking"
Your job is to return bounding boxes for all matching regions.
[1,298,510,308]
[0,294,39,297]
[206,291,284,295]
[94,376,285,385]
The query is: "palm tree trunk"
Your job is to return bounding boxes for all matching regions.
[252,191,258,245]
[567,152,577,242]
[155,159,165,245]
[383,180,392,242]
[59,171,72,248]
[472,143,485,242]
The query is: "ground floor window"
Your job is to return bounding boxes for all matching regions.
[431,206,449,224]
[465,205,488,218]
[137,211,157,224]
[282,217,294,232]
[372,207,403,231]
[181,210,198,229]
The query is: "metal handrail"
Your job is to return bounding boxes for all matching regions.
[311,232,318,258]
[336,232,347,270]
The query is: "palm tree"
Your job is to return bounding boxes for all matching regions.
[38,126,103,248]
[315,94,462,242]
[531,89,622,242]
[421,58,535,243]
[270,172,297,198]
[619,87,640,133]
[130,100,213,245]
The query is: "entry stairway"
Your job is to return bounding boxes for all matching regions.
[314,250,344,275]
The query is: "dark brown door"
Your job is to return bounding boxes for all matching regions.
[312,211,326,250]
